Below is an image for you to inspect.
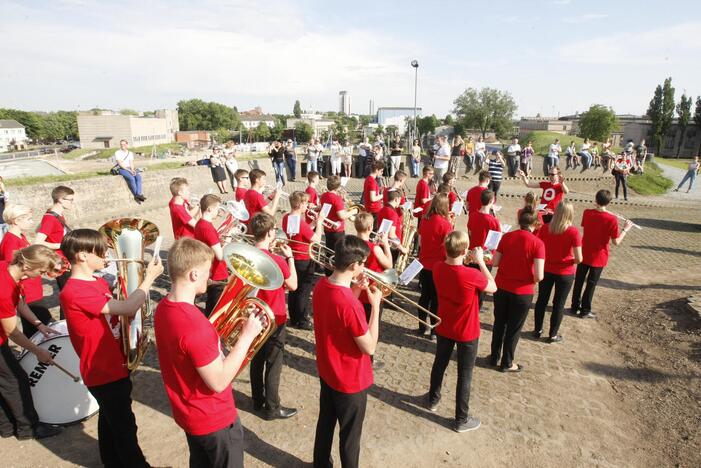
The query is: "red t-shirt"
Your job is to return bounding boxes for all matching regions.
[282,213,314,261]
[319,191,345,233]
[537,224,582,275]
[235,187,248,202]
[194,219,228,281]
[414,179,431,218]
[467,185,487,214]
[0,232,42,303]
[447,191,457,210]
[495,230,545,295]
[243,189,267,221]
[38,211,67,257]
[539,182,565,211]
[154,298,235,436]
[359,240,383,305]
[312,277,372,393]
[418,215,452,271]
[467,211,500,250]
[257,250,291,326]
[363,176,382,213]
[433,262,488,342]
[305,186,319,206]
[60,277,128,387]
[169,198,195,240]
[377,206,401,242]
[581,209,619,267]
[0,262,20,346]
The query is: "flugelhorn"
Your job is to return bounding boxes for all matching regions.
[210,243,284,375]
[98,218,160,371]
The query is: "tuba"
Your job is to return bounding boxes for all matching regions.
[98,218,159,371]
[210,242,283,375]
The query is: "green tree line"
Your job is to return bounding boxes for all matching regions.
[0,108,78,142]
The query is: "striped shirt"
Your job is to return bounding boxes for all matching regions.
[488,159,504,181]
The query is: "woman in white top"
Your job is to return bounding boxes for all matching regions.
[341,141,353,177]
[329,139,342,176]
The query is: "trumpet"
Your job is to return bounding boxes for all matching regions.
[306,207,341,230]
[308,242,441,330]
[263,184,291,198]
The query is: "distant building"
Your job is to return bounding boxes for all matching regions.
[518,116,573,137]
[175,130,211,149]
[339,91,351,115]
[240,114,276,130]
[376,107,423,134]
[77,109,179,149]
[0,120,28,152]
[286,114,336,139]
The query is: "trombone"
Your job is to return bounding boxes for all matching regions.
[308,242,441,330]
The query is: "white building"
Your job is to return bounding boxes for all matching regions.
[286,115,336,139]
[0,120,29,152]
[339,91,351,115]
[77,109,179,149]
[377,107,423,134]
[241,115,276,130]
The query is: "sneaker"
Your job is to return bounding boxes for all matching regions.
[580,312,597,319]
[427,398,440,412]
[429,333,436,342]
[549,335,564,343]
[532,330,542,339]
[453,417,481,433]
[31,423,62,440]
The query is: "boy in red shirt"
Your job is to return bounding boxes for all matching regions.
[489,208,545,373]
[243,169,281,222]
[319,175,353,269]
[518,167,570,222]
[194,194,230,318]
[413,165,435,220]
[155,238,263,468]
[467,190,500,252]
[312,235,382,468]
[60,229,163,467]
[35,185,74,294]
[467,170,490,215]
[233,169,250,202]
[249,213,298,420]
[304,171,320,224]
[571,190,633,319]
[168,177,200,240]
[282,191,325,329]
[0,245,63,440]
[428,231,496,433]
[377,191,408,264]
[363,161,385,225]
[382,170,408,207]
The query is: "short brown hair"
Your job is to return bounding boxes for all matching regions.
[307,171,319,182]
[478,170,491,183]
[372,161,385,172]
[393,170,407,182]
[169,177,189,196]
[289,191,309,210]
[442,171,455,184]
[200,194,221,213]
[445,231,469,258]
[11,245,60,271]
[326,175,342,191]
[518,206,538,229]
[168,238,214,280]
[234,169,249,181]
[61,229,108,264]
[51,186,74,203]
[422,165,434,176]
[249,212,275,241]
[480,190,495,206]
[353,212,373,233]
[249,169,266,185]
[386,190,401,203]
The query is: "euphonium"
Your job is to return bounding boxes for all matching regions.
[98,218,160,371]
[210,243,284,375]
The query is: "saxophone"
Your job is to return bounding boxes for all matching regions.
[394,208,417,275]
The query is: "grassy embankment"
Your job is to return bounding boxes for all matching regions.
[656,157,694,170]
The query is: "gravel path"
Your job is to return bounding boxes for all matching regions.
[657,160,701,202]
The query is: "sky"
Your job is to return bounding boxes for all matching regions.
[2,0,700,118]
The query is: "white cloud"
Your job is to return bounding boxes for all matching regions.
[563,13,608,24]
[551,0,572,5]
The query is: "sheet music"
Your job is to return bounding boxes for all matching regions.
[492,204,502,212]
[484,230,503,250]
[500,223,512,233]
[152,236,163,259]
[287,215,300,235]
[377,218,393,234]
[402,201,413,211]
[537,203,547,211]
[399,259,423,285]
[320,203,332,218]
[340,177,349,187]
[451,201,464,216]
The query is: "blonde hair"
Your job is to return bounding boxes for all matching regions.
[2,203,31,224]
[11,245,60,271]
[169,177,189,196]
[523,191,537,210]
[354,212,373,233]
[549,201,574,235]
[289,191,310,210]
[168,238,214,280]
[200,194,221,213]
[445,231,468,258]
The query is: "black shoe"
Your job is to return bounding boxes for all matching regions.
[485,354,499,367]
[426,395,440,412]
[1,431,14,438]
[532,330,542,339]
[30,423,62,440]
[429,333,436,342]
[136,194,147,201]
[453,417,481,433]
[549,335,564,343]
[134,196,142,204]
[569,307,580,316]
[501,364,524,373]
[264,407,298,421]
[296,320,313,331]
[580,312,597,319]
[253,402,266,412]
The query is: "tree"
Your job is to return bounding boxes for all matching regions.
[254,122,271,142]
[120,109,139,115]
[294,121,313,143]
[647,84,664,154]
[444,114,454,126]
[270,119,285,142]
[177,99,240,132]
[293,100,302,118]
[453,87,518,138]
[661,78,676,148]
[675,94,692,157]
[214,128,232,144]
[417,115,439,137]
[578,105,619,142]
[694,96,701,155]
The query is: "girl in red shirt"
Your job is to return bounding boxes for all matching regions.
[516,192,544,235]
[533,202,582,342]
[417,193,453,338]
[489,207,545,372]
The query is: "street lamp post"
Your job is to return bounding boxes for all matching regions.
[411,60,419,145]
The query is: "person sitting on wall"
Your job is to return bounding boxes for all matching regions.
[114,139,147,203]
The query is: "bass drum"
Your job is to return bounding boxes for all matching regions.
[19,320,99,425]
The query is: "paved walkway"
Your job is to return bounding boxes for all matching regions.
[657,161,701,202]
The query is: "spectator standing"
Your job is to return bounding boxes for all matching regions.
[342,140,353,177]
[114,139,146,203]
[450,135,464,175]
[546,139,561,175]
[329,138,342,176]
[268,140,286,186]
[505,138,521,178]
[284,139,297,181]
[224,151,239,191]
[474,136,487,174]
[612,152,632,201]
[521,141,534,176]
[208,148,228,194]
[389,139,402,177]
[433,135,451,185]
[673,155,700,193]
[636,139,648,173]
[358,137,371,177]
[306,138,320,174]
[411,139,422,178]
[487,151,505,199]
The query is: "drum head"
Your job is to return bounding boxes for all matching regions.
[19,336,99,425]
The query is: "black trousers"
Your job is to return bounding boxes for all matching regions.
[507,156,519,177]
[490,289,532,369]
[418,269,439,333]
[429,336,479,423]
[467,263,491,307]
[571,263,604,314]
[21,302,53,339]
[324,231,344,276]
[288,259,316,325]
[56,270,70,320]
[488,180,501,199]
[87,377,149,468]
[0,344,38,437]
[614,173,628,199]
[534,273,574,337]
[205,282,226,319]
[250,325,286,411]
[313,379,368,468]
[185,417,244,468]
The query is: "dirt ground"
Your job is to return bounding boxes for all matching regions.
[0,163,699,467]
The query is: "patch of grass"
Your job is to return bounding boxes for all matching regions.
[61,148,98,160]
[85,143,185,160]
[656,157,693,171]
[627,162,674,195]
[521,131,621,155]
